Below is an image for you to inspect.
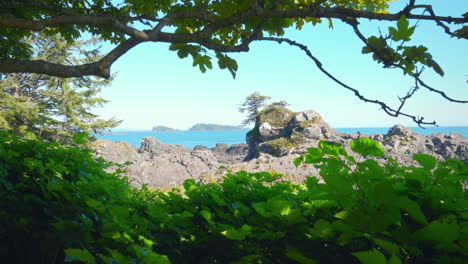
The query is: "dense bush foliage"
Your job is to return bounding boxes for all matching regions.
[0,132,168,264]
[1,132,466,263]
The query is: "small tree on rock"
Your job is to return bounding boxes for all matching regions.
[238,92,271,126]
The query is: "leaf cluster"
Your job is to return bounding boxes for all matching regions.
[0,132,169,264]
[362,16,444,76]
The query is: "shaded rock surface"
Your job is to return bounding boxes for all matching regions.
[93,111,467,188]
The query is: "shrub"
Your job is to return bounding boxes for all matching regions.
[0,132,169,264]
[145,138,467,263]
[1,132,466,264]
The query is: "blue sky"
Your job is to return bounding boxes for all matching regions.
[94,0,467,130]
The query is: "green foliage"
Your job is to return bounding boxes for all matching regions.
[362,15,445,77]
[143,138,467,263]
[0,33,120,144]
[350,138,385,157]
[2,132,466,263]
[238,92,272,126]
[0,131,167,263]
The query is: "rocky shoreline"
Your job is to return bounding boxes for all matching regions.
[93,110,467,188]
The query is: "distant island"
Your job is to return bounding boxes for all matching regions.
[150,124,248,132]
[189,123,248,131]
[152,125,181,132]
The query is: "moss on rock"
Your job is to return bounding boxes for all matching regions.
[298,116,322,129]
[258,106,295,128]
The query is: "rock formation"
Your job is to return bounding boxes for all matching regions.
[93,109,467,189]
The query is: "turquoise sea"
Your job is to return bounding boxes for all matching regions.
[97,126,468,149]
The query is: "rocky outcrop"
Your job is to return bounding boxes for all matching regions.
[93,110,467,189]
[93,137,248,188]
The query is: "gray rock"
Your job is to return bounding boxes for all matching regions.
[193,145,209,151]
[387,125,415,137]
[258,122,287,141]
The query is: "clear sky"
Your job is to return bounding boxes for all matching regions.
[94,0,468,130]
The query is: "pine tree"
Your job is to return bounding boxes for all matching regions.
[238,92,272,126]
[0,33,120,144]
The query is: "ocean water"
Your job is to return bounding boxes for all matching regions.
[97,127,468,149]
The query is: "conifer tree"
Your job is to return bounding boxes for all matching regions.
[0,33,120,144]
[238,92,272,126]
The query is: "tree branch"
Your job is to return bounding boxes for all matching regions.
[259,36,438,126]
[0,59,111,78]
[346,19,468,104]
[0,14,150,39]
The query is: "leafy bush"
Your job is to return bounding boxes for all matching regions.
[144,138,467,263]
[1,131,466,264]
[0,132,168,264]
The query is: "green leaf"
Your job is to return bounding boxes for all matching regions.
[388,255,402,264]
[107,249,132,264]
[352,249,387,264]
[200,209,211,221]
[413,153,437,170]
[395,197,427,224]
[286,245,317,264]
[142,252,171,264]
[350,138,385,157]
[65,248,96,264]
[293,156,303,167]
[389,16,416,41]
[193,54,212,73]
[414,222,460,242]
[216,52,238,78]
[268,197,291,216]
[374,239,400,255]
[221,225,252,240]
[318,141,344,156]
[139,235,155,247]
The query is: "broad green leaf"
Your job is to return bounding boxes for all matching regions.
[200,209,211,221]
[286,245,317,264]
[107,249,132,264]
[221,225,252,240]
[352,249,387,264]
[414,222,460,242]
[350,138,385,157]
[395,197,427,224]
[305,147,324,163]
[138,235,154,247]
[374,239,400,255]
[64,248,96,264]
[413,153,437,170]
[252,202,269,217]
[269,197,292,216]
[318,141,344,156]
[294,156,303,167]
[388,255,402,264]
[142,252,171,264]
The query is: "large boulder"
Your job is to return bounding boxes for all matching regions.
[245,106,295,159]
[139,136,191,154]
[94,137,249,188]
[287,110,339,140]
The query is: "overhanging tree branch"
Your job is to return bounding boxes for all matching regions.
[345,18,468,104]
[259,36,438,126]
[0,1,466,125]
